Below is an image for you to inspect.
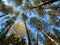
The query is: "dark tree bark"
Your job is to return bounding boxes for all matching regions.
[31,0,59,9]
[37,31,39,45]
[42,30,58,45]
[24,22,32,45]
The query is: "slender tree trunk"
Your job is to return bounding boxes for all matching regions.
[37,31,39,45]
[0,0,2,11]
[0,14,18,45]
[42,30,58,45]
[24,22,31,45]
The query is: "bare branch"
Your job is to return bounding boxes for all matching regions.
[42,6,60,9]
[30,0,59,9]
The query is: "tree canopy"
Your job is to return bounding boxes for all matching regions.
[0,0,60,45]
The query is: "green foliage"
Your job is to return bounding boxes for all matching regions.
[36,21,45,29]
[2,4,14,14]
[14,11,19,16]
[47,9,58,15]
[23,4,32,10]
[33,0,41,5]
[12,0,22,6]
[30,17,45,30]
[48,16,57,24]
[0,0,60,45]
[21,13,27,21]
[48,17,55,24]
[33,0,38,5]
[30,17,40,24]
[36,7,45,16]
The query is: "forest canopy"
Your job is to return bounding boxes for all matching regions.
[0,0,60,45]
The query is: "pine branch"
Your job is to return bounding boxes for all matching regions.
[30,0,59,9]
[42,6,60,9]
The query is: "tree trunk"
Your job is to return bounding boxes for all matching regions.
[42,31,58,45]
[37,31,39,45]
[24,22,31,45]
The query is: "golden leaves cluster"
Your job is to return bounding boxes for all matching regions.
[12,21,26,38]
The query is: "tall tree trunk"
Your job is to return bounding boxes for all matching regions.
[37,31,39,45]
[42,30,58,45]
[24,22,31,45]
[0,0,2,11]
[0,14,18,45]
